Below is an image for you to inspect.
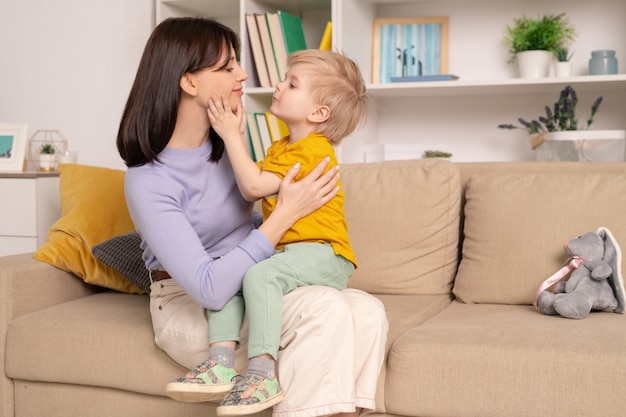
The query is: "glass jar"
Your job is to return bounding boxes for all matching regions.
[589,50,618,75]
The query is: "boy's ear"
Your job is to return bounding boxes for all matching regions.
[308,105,330,123]
[180,73,197,96]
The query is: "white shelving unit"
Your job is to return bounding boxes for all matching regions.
[155,0,626,163]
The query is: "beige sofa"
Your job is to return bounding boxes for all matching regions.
[2,159,626,417]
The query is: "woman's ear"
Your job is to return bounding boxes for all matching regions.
[180,73,197,96]
[308,105,330,123]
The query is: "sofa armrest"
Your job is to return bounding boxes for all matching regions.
[0,253,99,319]
[0,253,99,417]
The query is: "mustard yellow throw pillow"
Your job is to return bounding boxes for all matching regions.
[35,164,143,294]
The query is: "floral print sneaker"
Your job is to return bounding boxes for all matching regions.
[166,359,240,403]
[216,373,285,416]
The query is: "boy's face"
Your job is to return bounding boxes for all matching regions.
[270,63,321,126]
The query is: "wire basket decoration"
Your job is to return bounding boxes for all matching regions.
[27,130,68,171]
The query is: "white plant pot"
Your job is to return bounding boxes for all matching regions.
[517,50,553,78]
[554,61,572,77]
[38,154,56,171]
[533,130,626,162]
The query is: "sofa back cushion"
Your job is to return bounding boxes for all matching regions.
[341,159,460,295]
[454,172,626,305]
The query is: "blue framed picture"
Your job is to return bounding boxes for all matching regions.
[0,123,28,172]
[373,17,449,83]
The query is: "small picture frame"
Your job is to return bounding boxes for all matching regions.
[372,17,449,83]
[0,123,28,172]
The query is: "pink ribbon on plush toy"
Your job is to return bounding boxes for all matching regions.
[533,256,585,308]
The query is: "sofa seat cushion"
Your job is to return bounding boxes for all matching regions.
[371,293,452,413]
[455,172,626,305]
[11,380,232,417]
[5,289,451,413]
[5,292,186,396]
[385,301,626,417]
[374,294,453,352]
[342,159,461,295]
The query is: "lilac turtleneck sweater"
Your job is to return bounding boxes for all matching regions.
[125,142,273,310]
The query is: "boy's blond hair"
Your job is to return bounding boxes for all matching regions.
[287,49,368,144]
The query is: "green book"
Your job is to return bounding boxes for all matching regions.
[246,113,264,161]
[277,10,307,54]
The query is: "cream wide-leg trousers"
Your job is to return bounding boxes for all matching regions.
[149,279,388,417]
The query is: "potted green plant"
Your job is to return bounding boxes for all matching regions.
[555,47,573,62]
[498,85,625,161]
[38,143,57,171]
[498,85,602,135]
[504,13,576,78]
[423,150,452,160]
[554,47,574,77]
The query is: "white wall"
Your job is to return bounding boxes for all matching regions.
[0,0,154,170]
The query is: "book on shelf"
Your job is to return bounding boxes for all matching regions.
[266,12,288,81]
[390,74,460,82]
[254,112,273,156]
[318,21,332,51]
[245,14,271,88]
[277,10,307,55]
[245,10,307,86]
[265,112,289,142]
[246,112,265,162]
[255,13,281,87]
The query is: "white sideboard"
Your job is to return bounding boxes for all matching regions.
[0,172,60,257]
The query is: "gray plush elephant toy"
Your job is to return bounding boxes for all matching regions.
[536,227,625,319]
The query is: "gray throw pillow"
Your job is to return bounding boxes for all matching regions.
[91,231,151,294]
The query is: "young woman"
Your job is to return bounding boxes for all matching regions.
[116,17,388,417]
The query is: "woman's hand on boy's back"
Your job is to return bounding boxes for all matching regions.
[258,158,339,246]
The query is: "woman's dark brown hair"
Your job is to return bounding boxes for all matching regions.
[117,17,240,167]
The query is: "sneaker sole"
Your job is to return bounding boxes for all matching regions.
[166,381,234,403]
[216,390,285,416]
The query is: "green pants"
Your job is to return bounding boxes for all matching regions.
[208,242,354,359]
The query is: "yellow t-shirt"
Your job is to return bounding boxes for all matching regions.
[257,132,356,267]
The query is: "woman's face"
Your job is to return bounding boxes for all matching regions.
[192,46,248,112]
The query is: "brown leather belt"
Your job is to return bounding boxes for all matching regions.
[152,270,172,281]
